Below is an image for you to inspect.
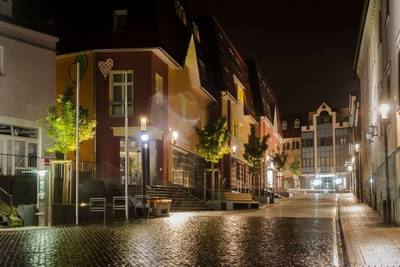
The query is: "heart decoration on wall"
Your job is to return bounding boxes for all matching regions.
[98,58,114,80]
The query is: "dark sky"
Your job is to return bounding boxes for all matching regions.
[187,0,364,115]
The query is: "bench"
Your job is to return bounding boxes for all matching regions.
[223,192,259,210]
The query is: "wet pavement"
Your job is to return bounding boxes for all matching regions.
[0,194,340,266]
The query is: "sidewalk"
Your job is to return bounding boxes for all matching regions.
[340,194,400,266]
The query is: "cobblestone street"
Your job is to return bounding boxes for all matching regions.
[0,194,339,266]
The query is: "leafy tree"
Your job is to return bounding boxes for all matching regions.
[195,117,230,168]
[272,150,288,172]
[289,157,301,177]
[290,157,301,190]
[41,85,96,158]
[195,118,230,199]
[243,124,269,196]
[272,150,288,191]
[243,124,269,167]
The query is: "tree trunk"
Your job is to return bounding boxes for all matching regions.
[211,162,215,201]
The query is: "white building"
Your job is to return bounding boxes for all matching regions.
[354,0,400,224]
[0,13,58,175]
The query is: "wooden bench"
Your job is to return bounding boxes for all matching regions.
[223,192,259,210]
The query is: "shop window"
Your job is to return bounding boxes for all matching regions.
[193,22,201,43]
[109,71,133,117]
[113,10,128,31]
[175,0,187,25]
[282,121,287,130]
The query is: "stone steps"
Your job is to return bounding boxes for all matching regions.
[146,185,212,211]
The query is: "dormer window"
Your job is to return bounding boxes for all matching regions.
[294,119,300,128]
[175,0,187,26]
[193,23,201,43]
[0,0,12,17]
[282,121,287,130]
[113,10,128,31]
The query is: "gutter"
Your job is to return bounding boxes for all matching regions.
[352,0,371,77]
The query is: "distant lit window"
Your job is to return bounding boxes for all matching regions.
[193,23,201,43]
[113,10,128,31]
[294,119,300,128]
[282,121,287,130]
[0,46,4,76]
[175,0,187,26]
[180,95,190,120]
[109,71,133,117]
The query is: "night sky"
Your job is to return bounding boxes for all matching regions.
[187,0,364,115]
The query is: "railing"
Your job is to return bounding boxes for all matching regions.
[0,153,43,176]
[0,186,13,215]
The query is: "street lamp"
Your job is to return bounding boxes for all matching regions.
[380,103,391,224]
[140,131,150,197]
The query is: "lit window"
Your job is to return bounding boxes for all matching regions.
[0,46,4,75]
[237,84,244,104]
[109,71,133,117]
[113,10,128,31]
[175,1,187,25]
[154,74,164,121]
[282,121,287,130]
[294,119,300,128]
[193,23,201,43]
[180,95,189,120]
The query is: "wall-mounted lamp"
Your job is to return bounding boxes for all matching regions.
[171,131,179,145]
[231,145,237,155]
[379,103,390,120]
[355,143,360,152]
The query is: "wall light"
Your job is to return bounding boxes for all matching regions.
[379,103,390,120]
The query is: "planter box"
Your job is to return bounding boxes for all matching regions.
[149,198,172,217]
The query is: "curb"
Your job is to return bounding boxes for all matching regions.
[336,196,350,267]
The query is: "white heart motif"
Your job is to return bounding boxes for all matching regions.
[98,58,114,80]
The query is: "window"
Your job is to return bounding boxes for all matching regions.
[154,74,164,121]
[0,46,3,75]
[237,85,244,104]
[282,121,287,130]
[175,0,187,25]
[294,119,300,129]
[109,71,133,117]
[193,23,201,43]
[180,95,189,120]
[0,0,12,17]
[296,141,300,149]
[113,10,128,31]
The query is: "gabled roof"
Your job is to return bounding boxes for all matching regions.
[281,113,308,138]
[54,0,217,96]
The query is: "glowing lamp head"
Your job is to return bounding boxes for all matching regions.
[347,165,354,172]
[379,103,390,119]
[355,143,360,152]
[140,133,149,142]
[231,145,237,154]
[172,131,179,142]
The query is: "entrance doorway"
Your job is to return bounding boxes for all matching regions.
[120,139,157,186]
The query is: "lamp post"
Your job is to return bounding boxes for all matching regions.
[380,103,391,224]
[75,61,80,225]
[140,127,149,196]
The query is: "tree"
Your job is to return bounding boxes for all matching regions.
[243,124,269,196]
[41,85,96,158]
[289,157,301,190]
[243,124,269,167]
[272,150,288,191]
[195,117,230,200]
